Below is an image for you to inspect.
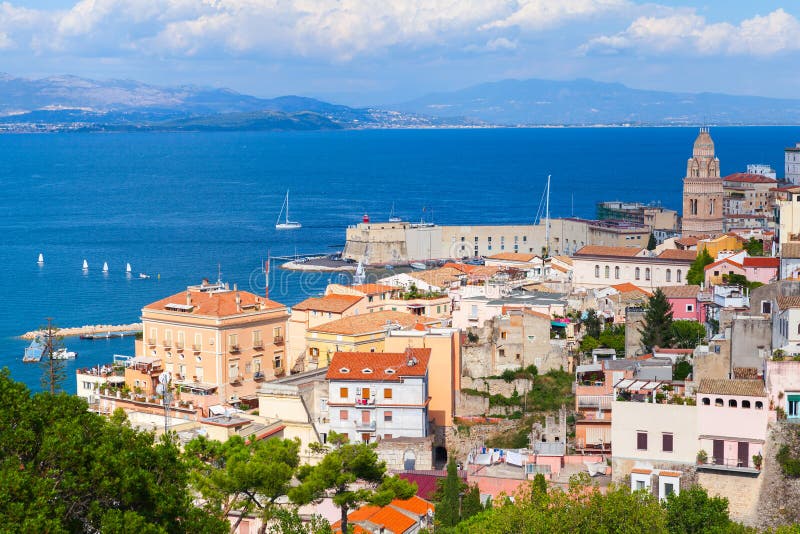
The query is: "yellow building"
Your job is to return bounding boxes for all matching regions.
[304,310,441,368]
[697,234,743,259]
[138,279,289,408]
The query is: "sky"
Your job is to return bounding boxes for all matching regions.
[2,0,800,104]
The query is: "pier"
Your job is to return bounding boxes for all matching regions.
[21,323,142,340]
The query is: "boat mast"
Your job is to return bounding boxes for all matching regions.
[285,190,290,223]
[545,174,551,258]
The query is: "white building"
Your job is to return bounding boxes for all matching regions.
[772,295,800,355]
[786,143,800,185]
[571,246,696,290]
[326,348,430,444]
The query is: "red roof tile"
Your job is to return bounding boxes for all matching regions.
[486,252,538,262]
[144,287,284,317]
[391,495,435,516]
[742,257,779,268]
[723,173,778,184]
[309,310,438,335]
[658,285,702,299]
[657,249,698,261]
[611,283,652,296]
[367,506,417,533]
[292,294,363,313]
[352,284,396,295]
[704,258,743,271]
[326,349,431,382]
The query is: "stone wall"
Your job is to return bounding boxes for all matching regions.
[377,435,434,471]
[455,390,489,417]
[695,339,731,381]
[461,376,533,397]
[444,419,520,462]
[755,422,800,529]
[697,470,763,525]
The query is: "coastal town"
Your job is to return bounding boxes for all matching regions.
[45,130,800,532]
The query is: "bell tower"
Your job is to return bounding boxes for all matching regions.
[682,128,723,237]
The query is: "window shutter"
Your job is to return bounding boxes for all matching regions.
[663,433,673,452]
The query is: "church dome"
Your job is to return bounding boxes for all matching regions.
[693,127,715,158]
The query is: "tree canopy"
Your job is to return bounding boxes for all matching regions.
[639,289,674,351]
[687,248,713,286]
[434,456,483,531]
[671,320,706,349]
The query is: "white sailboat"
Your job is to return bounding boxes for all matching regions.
[102,262,109,273]
[37,253,44,265]
[126,262,132,274]
[82,259,88,271]
[275,190,302,230]
[389,202,401,223]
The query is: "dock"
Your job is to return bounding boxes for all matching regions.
[20,323,142,340]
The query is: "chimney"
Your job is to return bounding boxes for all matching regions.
[234,284,241,312]
[186,291,192,306]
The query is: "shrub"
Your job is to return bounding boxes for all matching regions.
[500,368,518,383]
[776,444,800,478]
[467,331,479,344]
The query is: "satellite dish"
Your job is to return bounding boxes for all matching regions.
[158,372,172,385]
[156,383,165,396]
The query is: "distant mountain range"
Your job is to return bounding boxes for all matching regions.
[3,73,800,131]
[395,78,800,126]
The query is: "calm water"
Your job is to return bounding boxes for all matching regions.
[1,127,798,392]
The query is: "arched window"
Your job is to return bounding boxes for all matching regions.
[710,199,715,215]
[666,269,671,282]
[595,265,600,278]
[755,401,764,409]
[742,400,751,409]
[605,266,610,279]
[715,398,723,407]
[645,268,651,281]
[635,267,641,280]
[728,399,737,408]
[614,266,620,279]
[702,397,710,406]
[677,269,683,283]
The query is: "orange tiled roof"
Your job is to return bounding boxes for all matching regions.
[574,245,645,258]
[552,255,574,266]
[352,284,396,295]
[777,296,800,309]
[367,506,417,533]
[469,265,502,278]
[675,236,700,247]
[631,468,652,474]
[442,262,477,274]
[659,471,682,477]
[391,495,435,516]
[611,283,652,296]
[657,249,698,261]
[309,310,439,336]
[410,266,464,287]
[723,173,778,184]
[696,379,766,397]
[292,294,362,313]
[487,252,538,262]
[326,349,431,382]
[704,257,743,271]
[742,257,779,268]
[144,287,284,317]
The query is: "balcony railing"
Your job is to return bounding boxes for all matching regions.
[254,371,265,380]
[229,345,240,353]
[162,340,172,348]
[274,366,285,376]
[229,374,241,384]
[354,420,376,431]
[697,457,760,475]
[273,335,284,345]
[175,342,184,351]
[355,398,376,406]
[253,340,264,349]
[192,344,201,352]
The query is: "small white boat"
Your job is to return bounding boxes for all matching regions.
[126,262,132,274]
[389,202,401,223]
[102,262,109,273]
[139,273,150,279]
[82,259,88,270]
[52,348,77,360]
[37,253,44,264]
[275,190,302,230]
[410,262,427,270]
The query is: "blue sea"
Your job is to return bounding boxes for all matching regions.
[1,127,798,392]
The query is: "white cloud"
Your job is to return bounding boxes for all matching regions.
[583,8,800,57]
[482,0,629,31]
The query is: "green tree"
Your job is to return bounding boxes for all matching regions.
[674,359,693,381]
[647,233,657,250]
[598,324,626,355]
[289,440,416,534]
[744,237,764,256]
[663,485,733,534]
[687,248,713,286]
[435,457,461,528]
[459,484,483,522]
[263,509,332,534]
[723,273,763,291]
[670,320,706,349]
[184,434,300,533]
[639,289,674,351]
[579,335,600,356]
[39,319,66,394]
[583,309,603,339]
[0,369,227,533]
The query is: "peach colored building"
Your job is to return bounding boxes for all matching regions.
[139,279,289,405]
[704,257,745,287]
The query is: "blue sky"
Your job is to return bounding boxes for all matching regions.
[2,1,799,104]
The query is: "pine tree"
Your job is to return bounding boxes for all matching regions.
[687,248,713,286]
[40,319,66,395]
[647,233,657,250]
[435,456,461,528]
[639,289,674,351]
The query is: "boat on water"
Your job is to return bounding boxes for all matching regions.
[52,348,77,360]
[22,338,45,362]
[82,259,88,270]
[139,273,150,279]
[389,202,401,223]
[37,253,44,265]
[102,262,109,273]
[275,190,302,230]
[126,263,132,275]
[410,262,427,270]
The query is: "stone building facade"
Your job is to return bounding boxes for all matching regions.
[682,128,724,237]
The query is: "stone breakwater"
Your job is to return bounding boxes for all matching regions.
[21,323,142,340]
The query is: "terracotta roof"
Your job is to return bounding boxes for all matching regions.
[326,348,431,381]
[659,471,682,477]
[631,468,652,474]
[653,347,694,354]
[442,262,476,274]
[742,257,779,268]
[723,173,778,184]
[366,506,417,533]
[144,287,284,317]
[552,255,574,266]
[551,263,569,273]
[391,496,434,516]
[675,236,704,247]
[409,266,463,287]
[777,296,800,309]
[468,266,502,278]
[522,309,552,320]
[696,379,766,397]
[352,284,396,295]
[658,285,701,299]
[574,245,645,258]
[292,294,362,313]
[657,249,698,261]
[309,310,438,335]
[782,243,800,259]
[486,252,538,262]
[611,283,652,296]
[704,258,743,271]
[733,367,760,379]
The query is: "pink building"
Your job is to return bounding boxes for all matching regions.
[704,257,746,287]
[659,285,706,322]
[764,360,800,422]
[742,257,779,285]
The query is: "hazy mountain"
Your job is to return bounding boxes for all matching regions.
[395,78,800,126]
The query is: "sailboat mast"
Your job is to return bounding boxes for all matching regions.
[545,174,551,258]
[285,190,290,223]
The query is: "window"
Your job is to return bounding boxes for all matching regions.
[274,353,283,369]
[761,301,772,314]
[677,269,682,283]
[384,411,393,422]
[636,480,646,490]
[742,400,751,409]
[635,267,641,280]
[252,330,262,348]
[499,349,505,358]
[176,331,185,349]
[228,361,239,380]
[253,358,261,373]
[340,387,349,398]
[715,398,723,407]
[195,366,204,381]
[501,331,507,340]
[686,304,694,312]
[645,268,651,281]
[664,483,675,497]
[339,409,349,421]
[614,266,620,279]
[728,399,737,408]
[637,431,648,450]
[310,347,319,357]
[714,271,720,277]
[789,396,800,417]
[662,433,673,452]
[666,269,671,282]
[604,266,610,279]
[384,388,393,399]
[595,265,600,278]
[756,401,764,409]
[193,333,201,350]
[228,333,239,350]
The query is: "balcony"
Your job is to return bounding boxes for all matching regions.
[147,338,156,347]
[192,344,201,352]
[254,371,265,381]
[229,345,240,353]
[355,398,376,407]
[253,340,264,350]
[354,420,377,431]
[273,335,284,345]
[229,374,241,384]
[175,342,184,351]
[274,366,285,376]
[696,457,760,476]
[162,340,172,348]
